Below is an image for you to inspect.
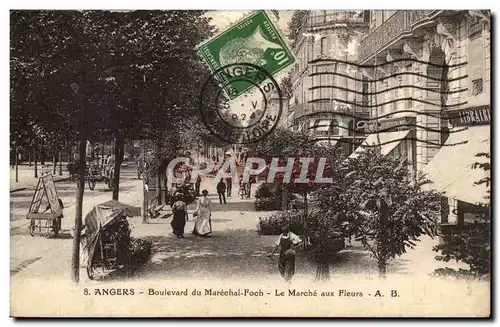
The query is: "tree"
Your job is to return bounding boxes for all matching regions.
[301,145,347,281]
[286,10,308,48]
[343,148,442,278]
[10,10,217,282]
[433,151,491,278]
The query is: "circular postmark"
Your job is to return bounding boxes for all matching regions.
[198,63,283,144]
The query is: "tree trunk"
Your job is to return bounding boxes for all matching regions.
[156,137,163,206]
[15,146,19,182]
[72,134,86,284]
[40,145,45,165]
[28,147,31,167]
[315,262,330,281]
[377,201,389,279]
[303,193,308,250]
[378,260,387,279]
[314,239,330,282]
[52,145,57,175]
[281,185,289,210]
[68,143,72,163]
[34,143,38,178]
[112,134,125,201]
[59,149,63,176]
[163,165,169,207]
[142,174,148,224]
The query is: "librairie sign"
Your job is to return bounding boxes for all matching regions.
[448,105,490,127]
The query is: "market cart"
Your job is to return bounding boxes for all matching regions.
[81,200,140,280]
[26,174,63,237]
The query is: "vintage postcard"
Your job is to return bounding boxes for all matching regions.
[10,9,491,318]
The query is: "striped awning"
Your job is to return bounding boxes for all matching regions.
[349,130,411,159]
[315,139,339,146]
[422,126,490,205]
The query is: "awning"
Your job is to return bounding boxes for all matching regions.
[349,130,411,159]
[315,139,339,146]
[422,125,490,205]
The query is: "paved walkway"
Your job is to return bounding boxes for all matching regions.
[11,172,470,285]
[10,163,70,192]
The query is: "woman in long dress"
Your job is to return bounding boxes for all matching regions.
[193,189,212,237]
[171,194,188,238]
[268,225,302,282]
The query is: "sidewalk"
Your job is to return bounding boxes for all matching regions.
[10,163,70,192]
[10,174,143,279]
[11,173,470,283]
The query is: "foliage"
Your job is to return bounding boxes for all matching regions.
[254,183,296,211]
[128,238,152,268]
[433,151,491,278]
[257,211,304,235]
[10,10,217,191]
[341,147,442,277]
[286,10,308,47]
[248,127,346,195]
[433,221,490,277]
[255,183,275,199]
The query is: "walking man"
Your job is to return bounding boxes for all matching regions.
[226,176,232,197]
[195,175,201,196]
[216,179,227,204]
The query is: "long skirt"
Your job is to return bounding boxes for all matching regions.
[278,253,295,281]
[193,212,211,236]
[171,211,186,236]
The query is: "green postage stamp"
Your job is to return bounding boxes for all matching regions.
[198,10,295,100]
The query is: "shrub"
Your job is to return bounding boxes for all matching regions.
[433,221,490,278]
[254,183,296,211]
[257,211,304,235]
[254,183,275,199]
[128,238,152,268]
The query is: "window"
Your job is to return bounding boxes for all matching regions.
[468,16,483,38]
[315,65,334,102]
[472,78,483,95]
[393,79,400,111]
[405,64,413,108]
[320,37,327,55]
[362,78,369,108]
[330,119,339,135]
[370,11,377,31]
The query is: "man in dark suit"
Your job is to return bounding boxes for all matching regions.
[216,179,227,204]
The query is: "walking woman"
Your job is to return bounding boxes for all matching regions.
[193,189,212,237]
[268,225,302,282]
[238,174,247,199]
[171,194,188,238]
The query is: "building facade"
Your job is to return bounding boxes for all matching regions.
[288,10,370,153]
[357,10,491,225]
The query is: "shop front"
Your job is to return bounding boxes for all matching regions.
[423,105,491,230]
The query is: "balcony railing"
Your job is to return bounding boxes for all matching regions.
[308,11,368,27]
[293,101,370,120]
[295,11,369,49]
[358,10,437,62]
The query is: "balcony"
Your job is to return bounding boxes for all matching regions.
[358,10,440,62]
[293,101,370,120]
[308,11,369,28]
[295,11,369,49]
